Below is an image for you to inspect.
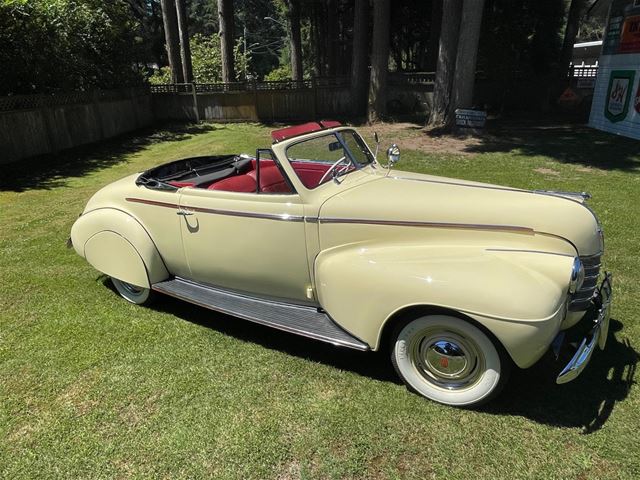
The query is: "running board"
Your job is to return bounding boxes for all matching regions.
[152,278,370,351]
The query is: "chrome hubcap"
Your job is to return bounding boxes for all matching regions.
[424,341,468,377]
[409,328,484,390]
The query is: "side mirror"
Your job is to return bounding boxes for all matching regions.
[387,144,400,167]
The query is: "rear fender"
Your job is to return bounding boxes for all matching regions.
[315,243,574,368]
[71,208,169,287]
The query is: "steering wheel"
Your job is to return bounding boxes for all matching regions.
[318,156,351,185]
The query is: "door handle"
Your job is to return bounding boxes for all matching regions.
[177,209,194,216]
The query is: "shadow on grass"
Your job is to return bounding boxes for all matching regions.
[145,291,400,384]
[463,120,640,173]
[126,280,636,431]
[0,122,218,192]
[481,318,637,432]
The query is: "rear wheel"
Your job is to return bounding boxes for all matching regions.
[111,278,154,305]
[391,315,509,407]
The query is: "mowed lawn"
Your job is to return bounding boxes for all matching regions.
[1,122,639,479]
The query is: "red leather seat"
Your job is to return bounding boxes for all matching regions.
[169,181,196,188]
[247,166,292,193]
[208,174,257,192]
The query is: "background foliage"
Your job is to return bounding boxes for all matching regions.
[0,0,146,95]
[0,0,606,97]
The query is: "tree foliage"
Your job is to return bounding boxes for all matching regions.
[0,0,147,95]
[150,33,247,84]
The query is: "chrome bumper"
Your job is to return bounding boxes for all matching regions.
[556,273,612,384]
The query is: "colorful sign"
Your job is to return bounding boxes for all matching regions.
[605,70,635,122]
[619,15,640,53]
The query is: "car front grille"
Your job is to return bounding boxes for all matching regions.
[568,254,601,312]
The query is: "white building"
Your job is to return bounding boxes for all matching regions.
[589,0,640,140]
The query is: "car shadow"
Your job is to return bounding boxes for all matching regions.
[481,318,638,432]
[129,282,637,430]
[0,122,217,192]
[110,283,399,384]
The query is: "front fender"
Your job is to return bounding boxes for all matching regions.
[70,208,169,287]
[315,243,574,368]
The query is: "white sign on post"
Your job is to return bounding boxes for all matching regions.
[455,109,487,128]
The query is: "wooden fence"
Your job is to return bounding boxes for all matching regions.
[0,87,154,164]
[150,75,435,122]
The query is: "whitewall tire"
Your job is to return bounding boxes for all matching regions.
[111,278,154,305]
[391,315,509,407]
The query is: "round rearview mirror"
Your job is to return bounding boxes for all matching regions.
[387,144,400,166]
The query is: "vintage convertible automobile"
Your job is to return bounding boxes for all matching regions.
[70,121,612,407]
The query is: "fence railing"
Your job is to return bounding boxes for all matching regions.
[149,78,352,95]
[388,72,436,85]
[0,87,150,113]
[149,74,434,95]
[569,65,599,78]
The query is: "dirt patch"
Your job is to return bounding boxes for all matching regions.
[357,122,487,156]
[276,460,302,480]
[534,167,561,176]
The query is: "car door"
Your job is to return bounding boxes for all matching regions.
[177,161,312,304]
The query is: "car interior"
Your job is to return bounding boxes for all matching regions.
[138,154,334,193]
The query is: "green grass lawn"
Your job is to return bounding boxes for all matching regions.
[1,122,639,479]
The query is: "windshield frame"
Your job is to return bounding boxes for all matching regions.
[284,128,375,189]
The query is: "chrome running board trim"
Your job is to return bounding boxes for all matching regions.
[152,277,370,351]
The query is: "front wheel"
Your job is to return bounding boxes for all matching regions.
[391,315,510,407]
[111,278,154,305]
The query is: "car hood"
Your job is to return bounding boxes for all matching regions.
[318,170,602,255]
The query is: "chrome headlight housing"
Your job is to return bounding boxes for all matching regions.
[569,257,585,294]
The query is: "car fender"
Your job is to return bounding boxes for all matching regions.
[70,208,169,288]
[314,243,574,368]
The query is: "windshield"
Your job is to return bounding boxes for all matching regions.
[286,130,374,189]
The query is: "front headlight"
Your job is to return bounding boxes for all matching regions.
[569,257,585,293]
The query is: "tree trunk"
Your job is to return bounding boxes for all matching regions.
[326,0,338,77]
[218,0,235,83]
[559,0,589,79]
[428,0,461,128]
[286,0,303,81]
[451,0,485,111]
[367,0,390,123]
[311,2,323,77]
[425,0,443,71]
[175,0,193,83]
[350,0,368,115]
[160,0,184,83]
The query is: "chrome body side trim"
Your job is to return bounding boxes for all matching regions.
[485,248,574,257]
[126,197,305,222]
[317,217,534,234]
[533,189,592,201]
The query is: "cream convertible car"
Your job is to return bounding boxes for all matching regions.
[70,121,612,407]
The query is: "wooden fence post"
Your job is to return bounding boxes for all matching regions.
[312,77,318,120]
[191,83,200,122]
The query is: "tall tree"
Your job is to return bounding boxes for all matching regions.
[425,0,443,71]
[428,0,461,128]
[367,0,390,122]
[350,0,369,114]
[285,0,303,81]
[160,0,184,83]
[326,0,338,77]
[217,0,235,82]
[175,0,193,82]
[451,0,485,110]
[559,0,589,77]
